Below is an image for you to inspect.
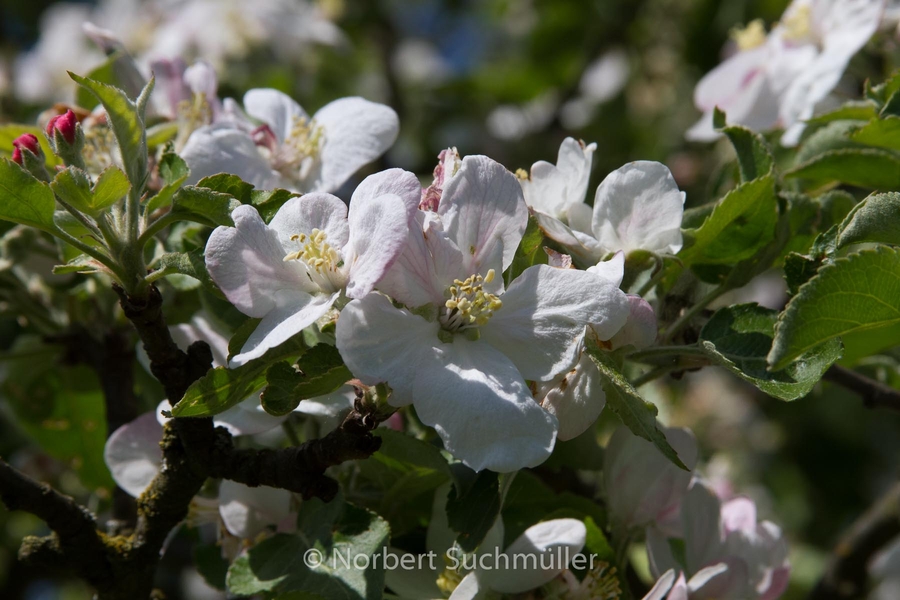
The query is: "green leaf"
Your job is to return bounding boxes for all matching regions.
[171,185,241,227]
[699,304,841,400]
[836,192,900,248]
[197,173,254,202]
[251,188,298,223]
[228,318,262,362]
[806,101,878,126]
[151,250,219,293]
[795,120,860,164]
[260,344,352,416]
[90,166,131,213]
[70,73,148,193]
[227,504,389,599]
[50,168,94,214]
[584,335,687,470]
[769,246,900,370]
[785,148,900,190]
[194,544,229,590]
[0,159,58,232]
[172,335,307,417]
[678,175,777,267]
[850,116,900,151]
[146,152,190,214]
[446,470,501,552]
[506,213,548,284]
[713,108,773,182]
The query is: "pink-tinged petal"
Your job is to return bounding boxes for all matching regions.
[412,337,557,472]
[682,481,727,574]
[378,211,466,308]
[604,426,698,534]
[218,479,293,539]
[688,560,749,599]
[540,350,605,441]
[521,159,570,219]
[243,88,309,144]
[693,46,768,113]
[533,211,605,264]
[440,155,528,276]
[609,295,658,350]
[311,97,400,193]
[646,528,679,578]
[268,193,349,250]
[545,248,574,269]
[335,293,441,407]
[481,265,629,381]
[232,292,340,366]
[591,161,686,255]
[484,519,586,593]
[586,251,625,287]
[215,394,288,436]
[721,497,758,534]
[344,190,412,299]
[760,566,791,600]
[104,412,163,498]
[206,205,316,318]
[181,124,284,189]
[351,167,423,222]
[642,569,680,600]
[149,58,189,119]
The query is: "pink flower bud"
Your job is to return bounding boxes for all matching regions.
[46,109,78,144]
[11,133,41,165]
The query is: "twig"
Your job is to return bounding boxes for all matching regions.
[824,365,900,412]
[809,481,900,600]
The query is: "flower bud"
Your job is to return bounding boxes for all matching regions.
[11,133,41,165]
[46,109,78,145]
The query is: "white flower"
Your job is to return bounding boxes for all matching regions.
[205,168,420,365]
[522,142,684,264]
[603,425,698,536]
[537,253,658,441]
[688,0,885,146]
[336,155,630,472]
[645,479,791,600]
[182,88,400,193]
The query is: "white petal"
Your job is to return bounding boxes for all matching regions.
[205,205,316,318]
[609,295,658,350]
[243,88,308,144]
[642,569,678,600]
[181,124,283,189]
[687,560,749,599]
[384,549,443,599]
[693,46,768,113]
[184,61,218,102]
[556,137,595,211]
[232,292,339,366]
[218,479,293,539]
[484,519,586,594]
[378,211,466,308]
[533,211,605,264]
[521,160,570,219]
[215,393,288,436]
[591,161,685,255]
[312,97,400,193]
[350,167,423,222]
[412,337,557,472]
[566,200,594,236]
[686,111,719,142]
[682,481,727,575]
[268,193,349,251]
[104,412,163,498]
[481,265,629,381]
[448,572,484,600]
[440,155,528,276]
[294,386,355,434]
[720,497,758,535]
[585,251,625,287]
[335,293,441,407]
[646,527,679,578]
[540,350,605,441]
[344,191,411,299]
[170,313,230,367]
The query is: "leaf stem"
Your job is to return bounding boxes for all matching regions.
[51,226,128,283]
[627,345,709,364]
[630,365,681,388]
[137,212,180,249]
[661,285,729,343]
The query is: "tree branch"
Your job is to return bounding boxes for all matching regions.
[824,365,900,412]
[809,481,900,600]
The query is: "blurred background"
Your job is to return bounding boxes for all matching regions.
[1,0,900,598]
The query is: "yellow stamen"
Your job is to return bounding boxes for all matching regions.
[781,4,812,43]
[441,271,502,332]
[283,228,339,274]
[731,19,767,51]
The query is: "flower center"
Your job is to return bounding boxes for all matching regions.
[82,125,117,175]
[176,92,213,149]
[731,19,767,51]
[578,561,621,600]
[283,228,344,291]
[440,269,502,332]
[781,4,812,44]
[262,115,324,182]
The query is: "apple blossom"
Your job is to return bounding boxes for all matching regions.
[182,88,400,193]
[603,425,698,536]
[206,168,420,365]
[646,479,790,600]
[336,155,631,472]
[688,0,885,145]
